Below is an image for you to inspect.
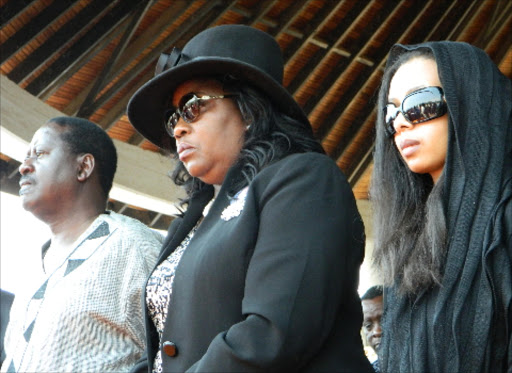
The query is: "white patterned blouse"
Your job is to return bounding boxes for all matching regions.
[1,211,162,373]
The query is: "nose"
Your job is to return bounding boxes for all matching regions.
[172,119,191,139]
[372,322,382,338]
[393,112,413,134]
[19,157,35,175]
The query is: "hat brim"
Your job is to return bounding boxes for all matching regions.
[127,57,310,151]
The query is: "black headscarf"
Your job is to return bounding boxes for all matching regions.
[379,41,512,372]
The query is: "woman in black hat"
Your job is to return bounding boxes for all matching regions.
[127,25,373,373]
[371,41,512,372]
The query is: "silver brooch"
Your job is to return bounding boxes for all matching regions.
[221,187,248,221]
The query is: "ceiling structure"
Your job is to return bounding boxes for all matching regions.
[1,0,511,231]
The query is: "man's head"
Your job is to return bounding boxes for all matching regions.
[18,117,117,218]
[361,285,383,354]
[48,116,117,197]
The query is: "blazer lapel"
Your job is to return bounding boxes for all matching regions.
[157,186,214,264]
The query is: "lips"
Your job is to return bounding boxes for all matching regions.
[177,142,195,161]
[399,138,420,157]
[19,176,33,187]
[19,177,34,195]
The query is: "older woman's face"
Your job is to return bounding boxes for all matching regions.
[172,78,246,185]
[388,57,448,183]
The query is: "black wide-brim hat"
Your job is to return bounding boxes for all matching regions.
[127,24,311,151]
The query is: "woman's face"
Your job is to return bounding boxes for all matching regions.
[388,57,448,183]
[171,78,246,186]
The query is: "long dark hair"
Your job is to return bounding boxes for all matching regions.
[370,49,448,295]
[171,75,324,206]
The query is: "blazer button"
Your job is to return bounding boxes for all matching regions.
[163,341,177,357]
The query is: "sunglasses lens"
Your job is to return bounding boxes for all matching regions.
[384,105,398,136]
[164,111,178,137]
[384,105,397,126]
[403,88,445,124]
[182,99,200,122]
[164,93,235,138]
[170,113,179,127]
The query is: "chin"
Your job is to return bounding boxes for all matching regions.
[20,200,33,212]
[406,164,430,176]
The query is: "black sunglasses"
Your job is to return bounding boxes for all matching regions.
[164,93,237,137]
[384,86,447,137]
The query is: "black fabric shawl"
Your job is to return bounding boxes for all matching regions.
[380,41,512,372]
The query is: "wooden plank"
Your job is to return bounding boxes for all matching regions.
[0,0,36,28]
[37,16,132,101]
[25,0,139,95]
[7,0,110,84]
[0,0,77,64]
[76,0,152,118]
[63,0,191,115]
[68,0,231,120]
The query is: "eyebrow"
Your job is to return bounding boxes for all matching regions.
[177,93,194,104]
[172,91,197,108]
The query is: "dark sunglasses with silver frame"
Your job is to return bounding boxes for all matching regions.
[384,86,447,137]
[164,93,237,138]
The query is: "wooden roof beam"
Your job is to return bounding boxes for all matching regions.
[489,15,512,66]
[0,0,36,28]
[285,0,368,103]
[320,0,430,153]
[101,69,153,132]
[62,0,191,116]
[7,0,113,85]
[0,0,77,64]
[477,0,512,46]
[72,0,233,124]
[446,0,485,42]
[37,16,132,101]
[282,0,350,64]
[232,1,277,25]
[267,0,310,37]
[76,0,153,118]
[25,0,140,96]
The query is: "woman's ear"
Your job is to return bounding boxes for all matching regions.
[77,153,95,182]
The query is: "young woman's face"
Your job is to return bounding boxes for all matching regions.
[171,78,246,186]
[388,57,448,183]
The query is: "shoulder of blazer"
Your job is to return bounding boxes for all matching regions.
[252,152,347,192]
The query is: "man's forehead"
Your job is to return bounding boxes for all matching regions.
[29,125,64,147]
[362,296,383,312]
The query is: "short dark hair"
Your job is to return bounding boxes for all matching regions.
[171,75,324,204]
[47,116,117,198]
[361,285,383,301]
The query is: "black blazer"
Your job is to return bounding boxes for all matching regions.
[133,153,373,372]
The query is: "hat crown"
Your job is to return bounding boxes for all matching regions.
[178,25,284,84]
